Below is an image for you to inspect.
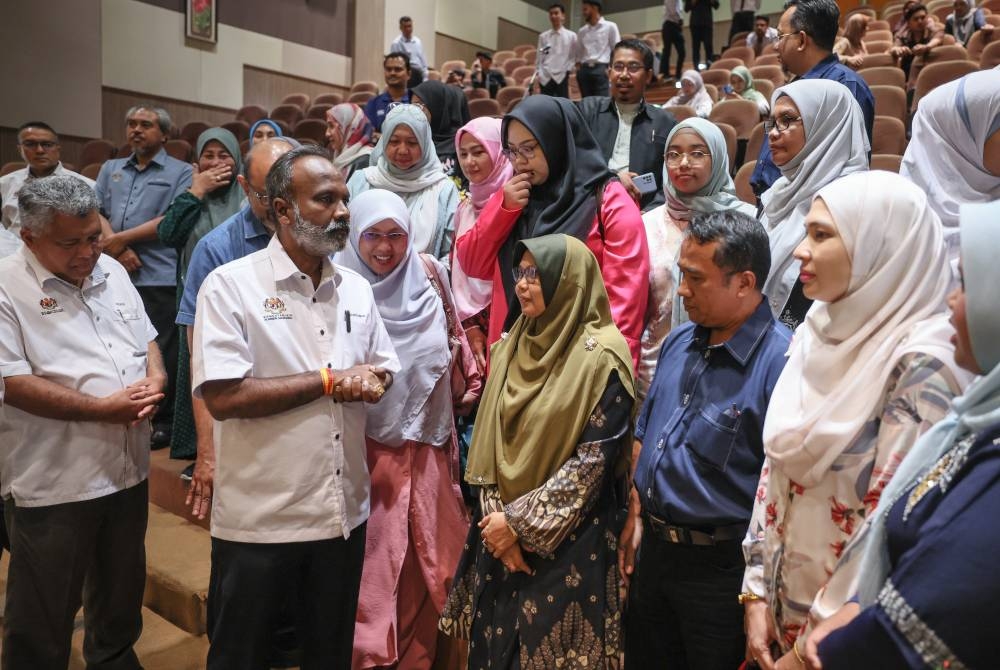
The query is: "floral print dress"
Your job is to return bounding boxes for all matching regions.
[440,373,632,669]
[742,353,960,652]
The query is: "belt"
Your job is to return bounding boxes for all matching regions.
[642,513,746,546]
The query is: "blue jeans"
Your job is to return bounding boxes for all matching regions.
[624,530,746,669]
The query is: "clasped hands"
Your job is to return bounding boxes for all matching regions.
[479,511,534,575]
[329,365,392,404]
[101,374,166,425]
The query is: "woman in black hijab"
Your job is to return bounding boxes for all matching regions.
[453,95,650,369]
[412,80,470,190]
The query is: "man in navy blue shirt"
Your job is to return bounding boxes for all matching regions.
[363,53,412,136]
[750,0,874,196]
[621,211,791,670]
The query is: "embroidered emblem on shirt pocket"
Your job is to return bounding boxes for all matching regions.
[39,297,64,315]
[263,297,293,321]
[683,404,742,472]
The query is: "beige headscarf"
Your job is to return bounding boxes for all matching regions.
[465,234,635,502]
[763,171,959,487]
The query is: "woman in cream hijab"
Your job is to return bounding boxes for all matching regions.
[347,104,459,261]
[742,172,968,670]
[759,79,869,330]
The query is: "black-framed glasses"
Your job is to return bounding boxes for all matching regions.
[666,150,710,166]
[610,62,646,74]
[19,140,58,150]
[764,115,803,133]
[360,231,408,243]
[512,265,540,284]
[503,142,539,162]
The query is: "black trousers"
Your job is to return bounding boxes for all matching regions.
[624,530,746,670]
[540,77,570,98]
[661,20,687,80]
[206,524,367,670]
[137,285,178,432]
[690,25,715,66]
[729,10,756,44]
[577,63,610,97]
[3,481,148,670]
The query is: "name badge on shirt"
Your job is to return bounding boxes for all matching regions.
[39,296,64,316]
[263,296,293,321]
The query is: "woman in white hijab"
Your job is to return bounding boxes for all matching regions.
[805,201,1000,670]
[742,171,969,670]
[901,69,1000,262]
[639,118,757,400]
[337,189,472,670]
[665,70,715,118]
[759,79,870,331]
[347,104,460,261]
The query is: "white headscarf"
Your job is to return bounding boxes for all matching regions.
[946,0,978,44]
[359,104,448,255]
[669,70,715,118]
[764,171,959,488]
[760,79,870,318]
[335,189,454,448]
[900,70,1000,259]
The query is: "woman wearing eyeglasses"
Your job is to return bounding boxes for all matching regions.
[636,118,757,402]
[440,233,636,670]
[337,189,479,670]
[347,104,459,261]
[453,95,649,370]
[759,79,869,331]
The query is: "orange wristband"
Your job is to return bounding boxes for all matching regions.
[320,368,334,395]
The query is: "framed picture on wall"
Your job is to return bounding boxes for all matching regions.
[186,0,217,44]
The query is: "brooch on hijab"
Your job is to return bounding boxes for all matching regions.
[584,337,597,351]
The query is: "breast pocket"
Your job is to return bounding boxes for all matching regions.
[683,403,742,472]
[145,179,175,211]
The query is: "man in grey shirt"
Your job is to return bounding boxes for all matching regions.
[389,16,428,89]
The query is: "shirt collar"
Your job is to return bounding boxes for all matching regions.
[803,53,841,78]
[603,97,649,117]
[265,234,340,287]
[688,298,776,366]
[240,205,270,240]
[126,147,167,170]
[20,245,109,292]
[25,163,70,180]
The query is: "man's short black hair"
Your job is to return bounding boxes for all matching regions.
[549,3,566,12]
[904,3,928,20]
[399,16,412,24]
[612,39,655,71]
[686,210,771,291]
[476,50,494,61]
[755,14,771,23]
[17,121,58,139]
[583,0,603,11]
[784,0,840,52]
[384,51,411,70]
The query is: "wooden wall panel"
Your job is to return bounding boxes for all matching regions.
[434,33,492,72]
[0,128,92,172]
[243,66,350,112]
[498,17,540,52]
[102,88,237,147]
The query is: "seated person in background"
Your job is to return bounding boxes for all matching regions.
[747,14,780,56]
[891,3,944,90]
[470,51,507,99]
[834,14,870,70]
[724,65,770,115]
[666,70,715,118]
[445,68,467,88]
[945,0,994,46]
[577,38,678,210]
[249,119,281,145]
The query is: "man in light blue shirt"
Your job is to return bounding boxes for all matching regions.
[95,105,192,447]
[389,16,428,89]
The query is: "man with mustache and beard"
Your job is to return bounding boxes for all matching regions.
[191,145,400,669]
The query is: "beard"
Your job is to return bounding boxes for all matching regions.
[290,205,350,256]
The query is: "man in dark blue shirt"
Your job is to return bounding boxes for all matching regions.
[621,211,791,670]
[750,0,874,195]
[363,52,412,135]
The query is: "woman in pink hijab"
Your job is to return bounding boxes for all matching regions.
[452,117,513,372]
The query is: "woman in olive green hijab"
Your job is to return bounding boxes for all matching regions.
[439,233,636,669]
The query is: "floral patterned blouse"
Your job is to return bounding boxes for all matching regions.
[742,352,961,652]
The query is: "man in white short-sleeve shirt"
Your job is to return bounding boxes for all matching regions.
[192,145,399,669]
[0,175,165,668]
[536,3,579,98]
[577,0,622,97]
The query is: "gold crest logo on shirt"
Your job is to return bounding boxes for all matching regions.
[262,296,292,321]
[39,297,64,315]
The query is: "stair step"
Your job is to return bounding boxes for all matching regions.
[144,503,211,635]
[149,449,209,531]
[69,606,208,670]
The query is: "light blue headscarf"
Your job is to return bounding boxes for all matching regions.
[857,200,1000,606]
[249,119,282,145]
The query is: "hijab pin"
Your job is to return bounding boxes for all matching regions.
[584,336,597,351]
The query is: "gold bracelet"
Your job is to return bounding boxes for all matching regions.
[792,641,805,666]
[737,592,761,605]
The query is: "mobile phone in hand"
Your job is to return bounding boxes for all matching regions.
[633,173,658,196]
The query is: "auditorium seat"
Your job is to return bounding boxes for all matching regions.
[293,119,328,146]
[734,161,757,205]
[744,121,766,165]
[664,105,698,121]
[492,50,517,66]
[871,84,908,122]
[755,53,781,67]
[711,58,744,71]
[721,46,755,66]
[870,154,903,172]
[280,93,311,110]
[923,44,971,62]
[180,122,210,146]
[981,40,1000,68]
[1,162,26,176]
[860,66,906,88]
[221,120,249,143]
[714,121,738,168]
[347,91,375,104]
[749,64,786,88]
[441,60,467,75]
[80,162,104,180]
[704,83,720,101]
[503,58,527,76]
[496,86,526,111]
[871,116,908,155]
[754,79,774,100]
[913,60,980,108]
[464,87,489,100]
[269,104,304,127]
[710,99,760,139]
[306,103,333,120]
[350,81,379,95]
[857,52,897,68]
[79,139,117,167]
[864,40,893,53]
[312,92,344,106]
[235,104,269,125]
[512,65,537,86]
[468,98,501,118]
[730,31,751,46]
[165,139,192,162]
[701,69,732,88]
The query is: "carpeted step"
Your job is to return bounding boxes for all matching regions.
[149,449,209,531]
[144,503,211,635]
[69,606,208,670]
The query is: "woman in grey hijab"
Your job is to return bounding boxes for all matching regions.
[758,79,869,330]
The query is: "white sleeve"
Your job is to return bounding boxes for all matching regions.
[191,271,253,395]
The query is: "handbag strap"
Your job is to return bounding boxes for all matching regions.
[418,253,459,338]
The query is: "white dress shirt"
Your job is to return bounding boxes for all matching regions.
[0,248,156,507]
[664,0,684,23]
[389,33,428,74]
[731,0,760,13]
[0,163,96,234]
[577,17,622,66]
[192,236,400,544]
[609,102,641,172]
[747,27,780,52]
[537,27,579,84]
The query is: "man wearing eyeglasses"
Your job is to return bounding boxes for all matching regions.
[577,39,677,210]
[1,122,98,234]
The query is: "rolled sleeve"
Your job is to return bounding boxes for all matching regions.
[0,301,30,379]
[191,271,253,394]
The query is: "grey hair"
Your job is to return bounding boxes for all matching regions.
[18,176,99,235]
[243,136,301,179]
[265,144,334,207]
[685,210,771,290]
[125,105,172,134]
